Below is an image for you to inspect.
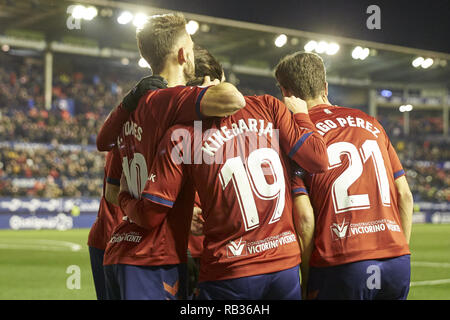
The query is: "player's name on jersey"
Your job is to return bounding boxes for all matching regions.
[169,119,278,164]
[315,115,381,138]
[123,120,143,142]
[201,118,274,155]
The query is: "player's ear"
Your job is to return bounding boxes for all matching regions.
[177,47,187,66]
[324,81,329,97]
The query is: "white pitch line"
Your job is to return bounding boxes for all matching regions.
[410,279,450,287]
[411,261,450,268]
[0,239,82,252]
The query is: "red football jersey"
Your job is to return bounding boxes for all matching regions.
[87,147,124,250]
[141,94,328,282]
[291,104,410,267]
[189,193,205,258]
[103,86,207,267]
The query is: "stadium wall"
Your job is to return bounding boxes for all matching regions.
[0,198,448,230]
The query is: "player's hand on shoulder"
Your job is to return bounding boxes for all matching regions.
[191,206,204,236]
[283,96,308,114]
[122,75,168,112]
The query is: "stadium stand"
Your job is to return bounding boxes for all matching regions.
[0,53,448,203]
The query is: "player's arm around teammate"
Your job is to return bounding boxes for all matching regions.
[292,192,315,299]
[394,172,413,243]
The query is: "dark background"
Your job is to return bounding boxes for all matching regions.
[130,0,450,54]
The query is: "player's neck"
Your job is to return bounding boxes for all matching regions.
[159,65,186,87]
[306,96,331,110]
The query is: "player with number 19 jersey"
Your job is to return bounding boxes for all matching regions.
[292,104,410,268]
[127,94,329,286]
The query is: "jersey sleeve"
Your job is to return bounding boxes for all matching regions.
[291,161,309,196]
[174,86,212,121]
[105,146,122,186]
[118,129,188,229]
[96,103,129,151]
[141,128,188,207]
[149,86,212,124]
[266,95,328,173]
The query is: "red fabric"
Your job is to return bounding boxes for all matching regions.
[139,94,328,282]
[87,148,124,250]
[103,86,208,267]
[292,104,409,267]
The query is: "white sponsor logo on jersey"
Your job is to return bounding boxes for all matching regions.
[227,237,247,257]
[330,219,351,240]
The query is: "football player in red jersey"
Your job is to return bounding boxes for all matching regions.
[275,51,414,300]
[117,49,329,300]
[96,14,245,152]
[87,146,123,299]
[102,15,246,300]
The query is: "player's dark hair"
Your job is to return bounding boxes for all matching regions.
[275,51,326,100]
[136,13,188,74]
[187,45,224,86]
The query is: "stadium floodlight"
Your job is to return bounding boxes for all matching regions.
[360,47,370,59]
[315,41,328,54]
[421,58,434,69]
[399,104,413,112]
[1,44,9,52]
[326,42,340,55]
[70,4,97,21]
[83,6,98,20]
[117,11,133,25]
[133,13,148,29]
[121,57,130,65]
[138,57,150,68]
[186,20,199,35]
[71,5,86,19]
[304,40,317,52]
[352,46,370,60]
[412,57,424,68]
[274,34,287,48]
[200,24,210,33]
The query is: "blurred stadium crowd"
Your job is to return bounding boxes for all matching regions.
[0,54,448,202]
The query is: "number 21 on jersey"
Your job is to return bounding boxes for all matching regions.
[328,139,390,214]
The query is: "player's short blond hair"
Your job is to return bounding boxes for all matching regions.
[275,51,327,100]
[136,13,188,74]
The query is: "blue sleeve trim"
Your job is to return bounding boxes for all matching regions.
[292,187,308,195]
[288,131,313,158]
[106,177,120,186]
[394,169,405,179]
[195,86,210,120]
[141,193,174,208]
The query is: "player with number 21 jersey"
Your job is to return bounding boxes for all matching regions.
[292,105,410,267]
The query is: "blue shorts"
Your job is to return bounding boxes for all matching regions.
[88,246,107,300]
[307,255,411,300]
[103,263,187,300]
[196,265,302,300]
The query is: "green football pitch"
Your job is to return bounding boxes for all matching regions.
[0,224,449,300]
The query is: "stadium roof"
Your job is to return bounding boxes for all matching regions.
[1,0,449,90]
